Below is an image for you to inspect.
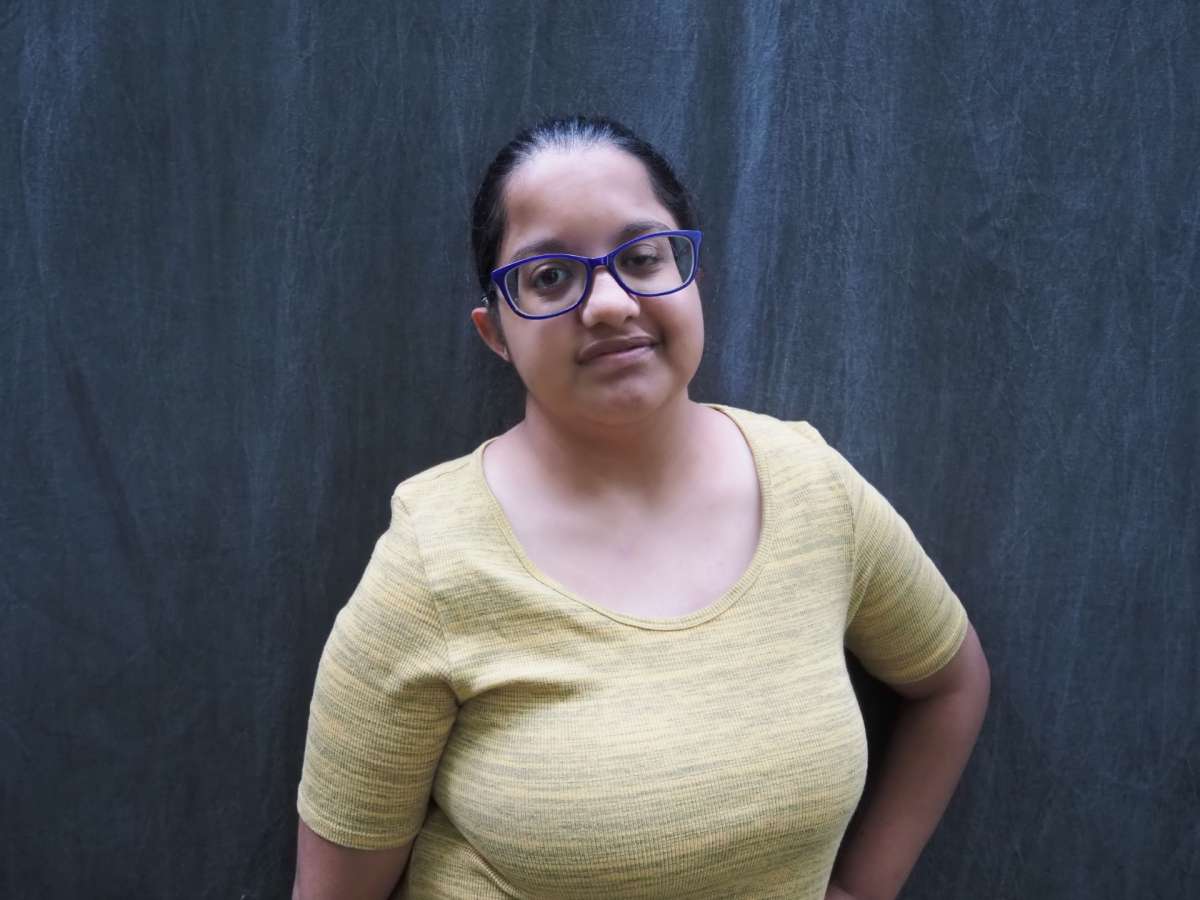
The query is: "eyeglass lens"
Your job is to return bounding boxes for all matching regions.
[505,234,695,315]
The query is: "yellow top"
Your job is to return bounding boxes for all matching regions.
[297,403,969,899]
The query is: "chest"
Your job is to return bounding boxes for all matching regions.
[501,465,762,619]
[429,612,867,898]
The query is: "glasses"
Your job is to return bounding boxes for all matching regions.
[485,229,703,320]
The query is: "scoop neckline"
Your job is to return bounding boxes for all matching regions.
[472,402,776,631]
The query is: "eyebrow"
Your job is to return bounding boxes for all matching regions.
[504,219,674,266]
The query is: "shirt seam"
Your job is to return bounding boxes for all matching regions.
[402,454,472,486]
[393,493,463,706]
[814,441,862,631]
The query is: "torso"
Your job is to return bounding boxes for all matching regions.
[481,405,763,619]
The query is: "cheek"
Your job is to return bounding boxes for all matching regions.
[663,291,704,346]
[666,295,705,375]
[507,320,576,379]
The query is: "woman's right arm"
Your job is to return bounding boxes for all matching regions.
[294,493,456,898]
[292,818,415,900]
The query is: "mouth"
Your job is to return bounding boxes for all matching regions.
[580,343,657,367]
[578,336,657,364]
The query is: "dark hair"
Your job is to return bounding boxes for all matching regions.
[470,115,700,320]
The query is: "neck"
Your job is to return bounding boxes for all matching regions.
[513,391,712,503]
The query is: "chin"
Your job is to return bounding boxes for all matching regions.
[526,349,699,425]
[580,382,688,425]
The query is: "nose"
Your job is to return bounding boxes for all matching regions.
[579,265,640,327]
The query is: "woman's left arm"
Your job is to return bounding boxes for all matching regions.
[827,622,991,900]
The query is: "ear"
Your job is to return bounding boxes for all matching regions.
[470,306,510,362]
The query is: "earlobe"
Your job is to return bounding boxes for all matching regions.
[469,307,511,362]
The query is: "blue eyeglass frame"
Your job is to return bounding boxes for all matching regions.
[483,229,703,320]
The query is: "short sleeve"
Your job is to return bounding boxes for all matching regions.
[789,421,969,686]
[296,492,459,849]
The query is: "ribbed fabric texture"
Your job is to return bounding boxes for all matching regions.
[297,404,969,899]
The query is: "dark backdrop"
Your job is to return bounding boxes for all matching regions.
[3,1,1196,898]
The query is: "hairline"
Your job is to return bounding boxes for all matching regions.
[502,219,679,269]
[495,139,678,270]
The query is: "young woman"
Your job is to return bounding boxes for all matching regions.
[293,116,990,900]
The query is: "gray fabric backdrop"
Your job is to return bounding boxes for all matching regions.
[3,1,1196,897]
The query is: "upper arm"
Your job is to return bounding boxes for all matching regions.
[786,419,977,688]
[296,493,458,849]
[888,621,991,701]
[293,817,414,900]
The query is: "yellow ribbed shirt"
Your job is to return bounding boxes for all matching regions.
[297,403,969,899]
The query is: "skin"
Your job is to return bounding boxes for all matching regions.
[469,143,724,510]
[293,140,991,900]
[292,824,413,900]
[828,623,990,900]
[476,145,989,900]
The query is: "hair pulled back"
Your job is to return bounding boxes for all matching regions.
[470,115,699,311]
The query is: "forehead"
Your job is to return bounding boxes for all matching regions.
[498,145,676,261]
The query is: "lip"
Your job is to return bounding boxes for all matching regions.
[578,335,656,364]
[581,343,656,368]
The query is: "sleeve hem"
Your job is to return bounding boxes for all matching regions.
[297,791,420,850]
[878,609,970,687]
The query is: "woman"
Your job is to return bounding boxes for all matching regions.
[293,116,990,900]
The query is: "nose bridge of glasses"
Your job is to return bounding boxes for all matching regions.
[586,256,636,301]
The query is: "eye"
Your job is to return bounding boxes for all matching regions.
[620,243,664,270]
[530,264,570,290]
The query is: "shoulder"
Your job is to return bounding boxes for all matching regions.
[707,402,832,451]
[383,445,497,584]
[391,449,479,515]
[708,403,852,515]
